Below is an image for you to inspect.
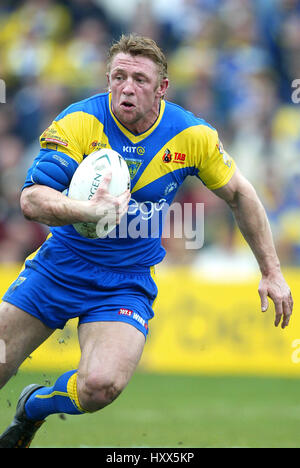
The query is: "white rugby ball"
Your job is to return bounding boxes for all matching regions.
[68,148,130,238]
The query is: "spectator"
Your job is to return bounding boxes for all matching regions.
[0,0,299,266]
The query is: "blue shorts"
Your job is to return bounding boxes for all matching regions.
[2,236,158,338]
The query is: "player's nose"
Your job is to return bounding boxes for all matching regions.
[122,78,135,95]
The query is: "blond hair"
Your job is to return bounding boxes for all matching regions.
[107,34,168,81]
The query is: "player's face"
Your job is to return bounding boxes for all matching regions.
[108,53,168,134]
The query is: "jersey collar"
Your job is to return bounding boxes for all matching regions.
[108,92,165,144]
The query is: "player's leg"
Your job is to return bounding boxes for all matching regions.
[76,321,145,412]
[23,321,145,419]
[0,301,54,388]
[0,301,56,448]
[8,263,154,446]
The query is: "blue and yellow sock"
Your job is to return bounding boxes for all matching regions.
[24,369,86,421]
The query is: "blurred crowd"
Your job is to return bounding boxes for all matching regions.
[0,0,299,270]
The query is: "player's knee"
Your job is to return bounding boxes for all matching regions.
[78,372,125,412]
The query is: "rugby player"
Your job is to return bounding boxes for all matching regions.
[0,34,293,448]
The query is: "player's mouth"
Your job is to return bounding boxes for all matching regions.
[120,100,135,111]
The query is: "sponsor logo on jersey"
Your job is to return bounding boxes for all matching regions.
[52,154,69,166]
[118,308,148,329]
[163,149,186,164]
[164,182,178,195]
[133,312,148,329]
[216,139,224,155]
[89,140,107,150]
[173,152,186,164]
[43,138,68,147]
[222,152,232,168]
[41,127,68,147]
[125,158,143,180]
[123,145,145,155]
[217,139,232,168]
[128,197,167,220]
[11,276,27,292]
[162,148,172,163]
[118,308,133,316]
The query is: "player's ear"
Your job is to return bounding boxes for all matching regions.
[106,72,111,92]
[157,78,169,99]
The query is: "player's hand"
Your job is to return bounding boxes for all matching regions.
[258,271,293,328]
[86,171,131,224]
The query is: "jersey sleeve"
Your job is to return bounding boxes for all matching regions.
[39,111,87,164]
[22,107,98,191]
[196,125,236,190]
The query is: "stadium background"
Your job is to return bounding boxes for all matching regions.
[0,0,300,448]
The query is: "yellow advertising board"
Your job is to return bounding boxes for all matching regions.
[143,267,300,377]
[0,265,299,376]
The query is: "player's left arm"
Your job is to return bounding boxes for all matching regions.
[213,167,294,329]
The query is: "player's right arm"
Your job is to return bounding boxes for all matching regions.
[20,175,131,227]
[20,104,130,227]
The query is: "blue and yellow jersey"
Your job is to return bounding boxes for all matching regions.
[23,92,236,268]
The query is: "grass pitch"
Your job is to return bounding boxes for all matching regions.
[0,371,300,448]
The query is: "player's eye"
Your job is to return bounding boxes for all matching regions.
[113,73,125,82]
